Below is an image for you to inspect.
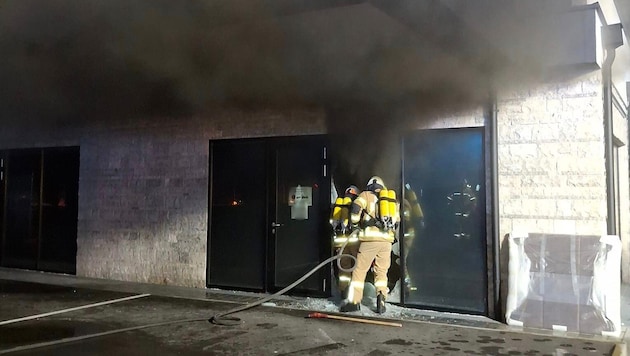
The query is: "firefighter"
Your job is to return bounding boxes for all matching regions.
[340,176,399,313]
[401,184,423,292]
[330,184,360,299]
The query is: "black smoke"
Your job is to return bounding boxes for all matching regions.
[0,1,576,123]
[0,0,579,186]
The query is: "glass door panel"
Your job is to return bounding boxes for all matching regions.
[403,128,487,314]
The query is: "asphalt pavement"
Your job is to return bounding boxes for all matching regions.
[0,267,627,355]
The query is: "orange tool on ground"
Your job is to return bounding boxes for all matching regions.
[307,312,402,327]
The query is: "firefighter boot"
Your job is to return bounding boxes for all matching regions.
[376,292,386,314]
[340,302,361,313]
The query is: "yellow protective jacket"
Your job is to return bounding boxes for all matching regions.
[350,190,400,243]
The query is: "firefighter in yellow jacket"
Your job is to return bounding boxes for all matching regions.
[340,176,399,313]
[330,185,360,299]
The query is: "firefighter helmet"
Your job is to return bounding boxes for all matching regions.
[344,185,359,198]
[367,176,385,192]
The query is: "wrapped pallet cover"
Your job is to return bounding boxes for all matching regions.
[506,232,620,336]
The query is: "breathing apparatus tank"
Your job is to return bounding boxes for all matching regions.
[387,189,397,230]
[330,197,345,230]
[377,189,398,231]
[340,196,352,230]
[378,189,391,225]
[387,189,397,223]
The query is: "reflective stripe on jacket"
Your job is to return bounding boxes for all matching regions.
[333,234,359,248]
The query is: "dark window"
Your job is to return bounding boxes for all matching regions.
[0,147,79,274]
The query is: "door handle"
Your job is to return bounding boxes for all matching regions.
[271,222,283,228]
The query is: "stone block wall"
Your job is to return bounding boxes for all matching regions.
[497,71,630,288]
[70,107,485,288]
[494,71,630,315]
[2,87,627,298]
[0,109,325,288]
[414,109,486,130]
[497,72,608,240]
[77,131,211,287]
[74,110,326,287]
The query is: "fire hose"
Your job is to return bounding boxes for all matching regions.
[208,230,359,325]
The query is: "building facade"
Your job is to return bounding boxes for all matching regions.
[0,0,629,322]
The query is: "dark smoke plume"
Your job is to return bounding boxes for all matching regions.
[0,0,576,122]
[0,0,579,184]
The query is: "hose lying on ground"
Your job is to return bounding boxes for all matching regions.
[209,230,358,325]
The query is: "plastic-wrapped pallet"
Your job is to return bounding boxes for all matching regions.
[505,232,621,336]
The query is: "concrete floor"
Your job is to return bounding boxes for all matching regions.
[0,268,626,355]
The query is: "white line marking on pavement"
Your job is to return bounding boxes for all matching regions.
[0,293,151,326]
[318,328,336,344]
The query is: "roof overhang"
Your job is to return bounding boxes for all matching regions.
[614,0,630,44]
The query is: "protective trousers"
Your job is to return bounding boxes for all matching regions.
[336,242,359,296]
[347,240,392,304]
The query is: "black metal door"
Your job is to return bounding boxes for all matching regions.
[208,136,330,296]
[0,154,4,263]
[2,150,41,270]
[271,137,330,296]
[209,140,268,291]
[39,148,80,274]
